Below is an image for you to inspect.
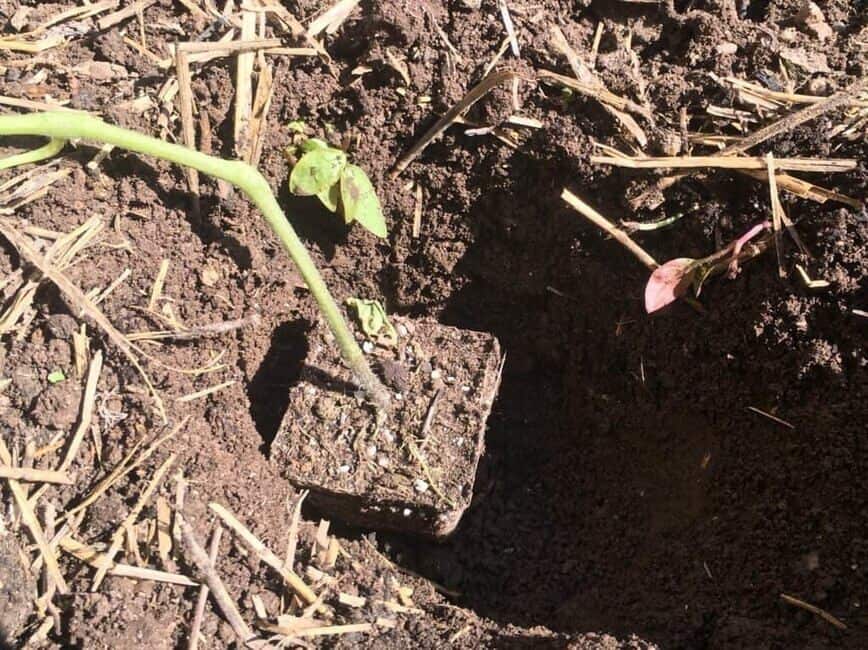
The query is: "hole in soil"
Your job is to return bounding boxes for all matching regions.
[741,0,769,22]
[247,320,310,448]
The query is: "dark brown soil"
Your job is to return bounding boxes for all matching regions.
[0,532,34,643]
[0,0,866,648]
[271,316,502,537]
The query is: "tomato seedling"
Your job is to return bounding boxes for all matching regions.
[0,111,390,408]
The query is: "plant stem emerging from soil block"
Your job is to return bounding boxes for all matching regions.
[0,111,389,407]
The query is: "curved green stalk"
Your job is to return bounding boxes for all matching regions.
[0,111,390,408]
[0,136,65,170]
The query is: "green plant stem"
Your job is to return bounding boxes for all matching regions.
[0,111,390,408]
[0,136,65,170]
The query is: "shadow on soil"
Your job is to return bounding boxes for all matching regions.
[247,319,310,448]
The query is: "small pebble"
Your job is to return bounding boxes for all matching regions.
[366,444,377,458]
[461,385,471,393]
[430,368,442,380]
[397,324,408,336]
[362,341,375,354]
[338,465,350,474]
[402,508,412,517]
[378,456,390,468]
[382,429,395,443]
[414,479,429,493]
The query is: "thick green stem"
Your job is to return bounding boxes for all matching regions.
[0,112,390,408]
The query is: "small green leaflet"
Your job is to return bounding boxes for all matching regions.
[289,148,347,196]
[340,164,387,238]
[317,183,340,213]
[300,137,329,153]
[346,298,398,345]
[47,370,66,384]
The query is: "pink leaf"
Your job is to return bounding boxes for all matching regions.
[644,258,695,314]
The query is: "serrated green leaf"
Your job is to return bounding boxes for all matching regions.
[289,148,346,196]
[317,182,340,213]
[47,370,66,384]
[346,298,398,345]
[340,165,387,238]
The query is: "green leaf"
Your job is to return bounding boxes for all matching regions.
[287,120,306,134]
[346,298,398,345]
[317,183,340,212]
[300,137,330,153]
[47,370,66,384]
[340,165,387,238]
[289,148,347,196]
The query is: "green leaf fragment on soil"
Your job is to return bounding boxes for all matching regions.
[47,370,66,384]
[340,164,387,238]
[289,148,347,196]
[346,298,398,345]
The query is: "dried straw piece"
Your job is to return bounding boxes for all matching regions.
[247,51,274,166]
[60,536,197,587]
[765,154,786,279]
[538,68,648,146]
[259,621,374,638]
[561,189,658,270]
[156,496,172,562]
[188,527,222,650]
[632,76,867,208]
[283,490,308,571]
[780,592,847,629]
[0,95,78,113]
[175,50,199,199]
[234,7,258,161]
[0,437,68,594]
[497,0,520,57]
[97,0,157,31]
[307,0,361,37]
[148,261,170,313]
[209,502,319,606]
[177,380,236,403]
[391,70,522,177]
[64,417,186,518]
[92,452,177,590]
[0,467,71,484]
[58,350,102,472]
[592,153,855,173]
[178,514,260,646]
[127,313,261,342]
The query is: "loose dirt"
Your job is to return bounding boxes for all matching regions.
[0,0,865,648]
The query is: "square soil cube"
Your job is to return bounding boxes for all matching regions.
[270,316,502,538]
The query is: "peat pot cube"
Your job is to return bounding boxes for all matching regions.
[271,317,502,538]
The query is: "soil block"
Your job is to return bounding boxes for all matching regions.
[271,316,502,538]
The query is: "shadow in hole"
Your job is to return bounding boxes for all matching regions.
[248,320,310,449]
[371,136,657,635]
